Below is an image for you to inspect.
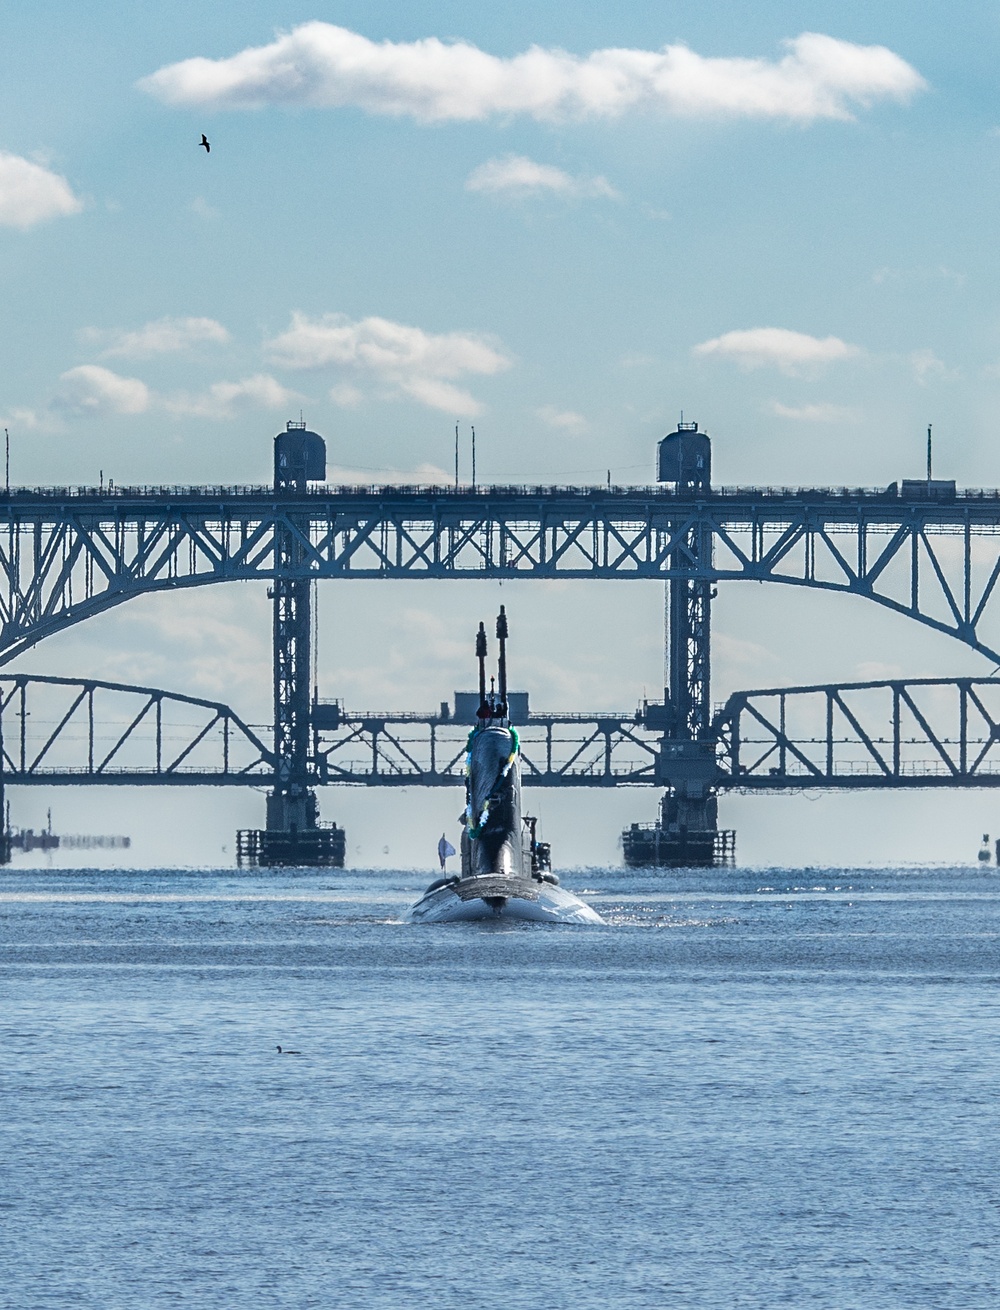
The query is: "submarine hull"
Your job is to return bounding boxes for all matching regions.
[407,611,603,926]
[406,874,603,925]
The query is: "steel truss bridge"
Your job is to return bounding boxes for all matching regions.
[5,419,1000,864]
[6,673,1000,793]
[4,480,1000,660]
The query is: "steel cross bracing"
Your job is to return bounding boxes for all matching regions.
[713,677,1000,788]
[5,483,1000,660]
[269,513,313,815]
[0,680,663,787]
[0,674,272,784]
[5,674,1000,790]
[312,710,663,787]
[666,518,712,740]
[312,681,1000,789]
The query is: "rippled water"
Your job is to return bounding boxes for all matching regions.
[4,865,1000,1308]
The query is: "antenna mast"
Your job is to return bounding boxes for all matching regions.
[476,622,488,719]
[496,605,508,717]
[927,423,933,482]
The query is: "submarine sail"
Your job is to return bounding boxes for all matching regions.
[406,609,603,925]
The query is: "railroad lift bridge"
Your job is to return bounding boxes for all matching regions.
[3,420,1000,866]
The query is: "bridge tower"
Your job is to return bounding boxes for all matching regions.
[236,423,345,867]
[622,421,734,867]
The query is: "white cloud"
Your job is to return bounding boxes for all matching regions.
[537,405,588,432]
[397,377,482,414]
[82,316,231,359]
[139,25,925,124]
[910,348,957,384]
[768,400,857,422]
[327,461,453,487]
[163,374,298,420]
[0,152,82,229]
[110,590,271,705]
[0,406,46,431]
[329,382,364,408]
[872,264,966,287]
[694,327,861,373]
[855,660,905,682]
[266,312,512,416]
[32,363,298,427]
[189,196,219,221]
[53,366,150,417]
[713,631,778,672]
[466,155,618,199]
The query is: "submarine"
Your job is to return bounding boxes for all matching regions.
[406,608,604,925]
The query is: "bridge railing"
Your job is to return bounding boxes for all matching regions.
[9,481,1000,503]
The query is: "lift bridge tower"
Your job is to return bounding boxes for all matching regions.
[622,421,734,867]
[236,423,346,867]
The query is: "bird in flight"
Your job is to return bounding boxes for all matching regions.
[200,134,210,153]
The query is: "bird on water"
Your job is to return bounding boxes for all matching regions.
[276,1045,301,1055]
[200,134,210,153]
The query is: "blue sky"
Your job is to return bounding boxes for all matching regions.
[4,3,1000,865]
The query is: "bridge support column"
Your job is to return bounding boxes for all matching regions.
[622,422,734,868]
[237,423,344,869]
[0,780,9,866]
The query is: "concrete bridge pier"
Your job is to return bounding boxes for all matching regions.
[622,422,735,868]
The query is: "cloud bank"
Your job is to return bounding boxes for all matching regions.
[466,155,618,198]
[768,401,856,422]
[537,405,587,432]
[139,25,925,124]
[0,152,82,229]
[163,374,297,419]
[54,366,150,417]
[49,365,294,422]
[84,316,231,359]
[266,312,512,415]
[694,327,860,373]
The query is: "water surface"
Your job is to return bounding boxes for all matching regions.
[3,865,1000,1308]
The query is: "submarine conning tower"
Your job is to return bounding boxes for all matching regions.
[464,606,526,879]
[237,421,346,868]
[622,421,735,869]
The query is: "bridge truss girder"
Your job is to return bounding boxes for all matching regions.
[313,712,662,788]
[0,674,272,785]
[714,677,1000,789]
[2,486,1000,660]
[2,675,1000,792]
[313,680,1000,790]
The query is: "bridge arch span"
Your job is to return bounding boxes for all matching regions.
[0,486,999,662]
